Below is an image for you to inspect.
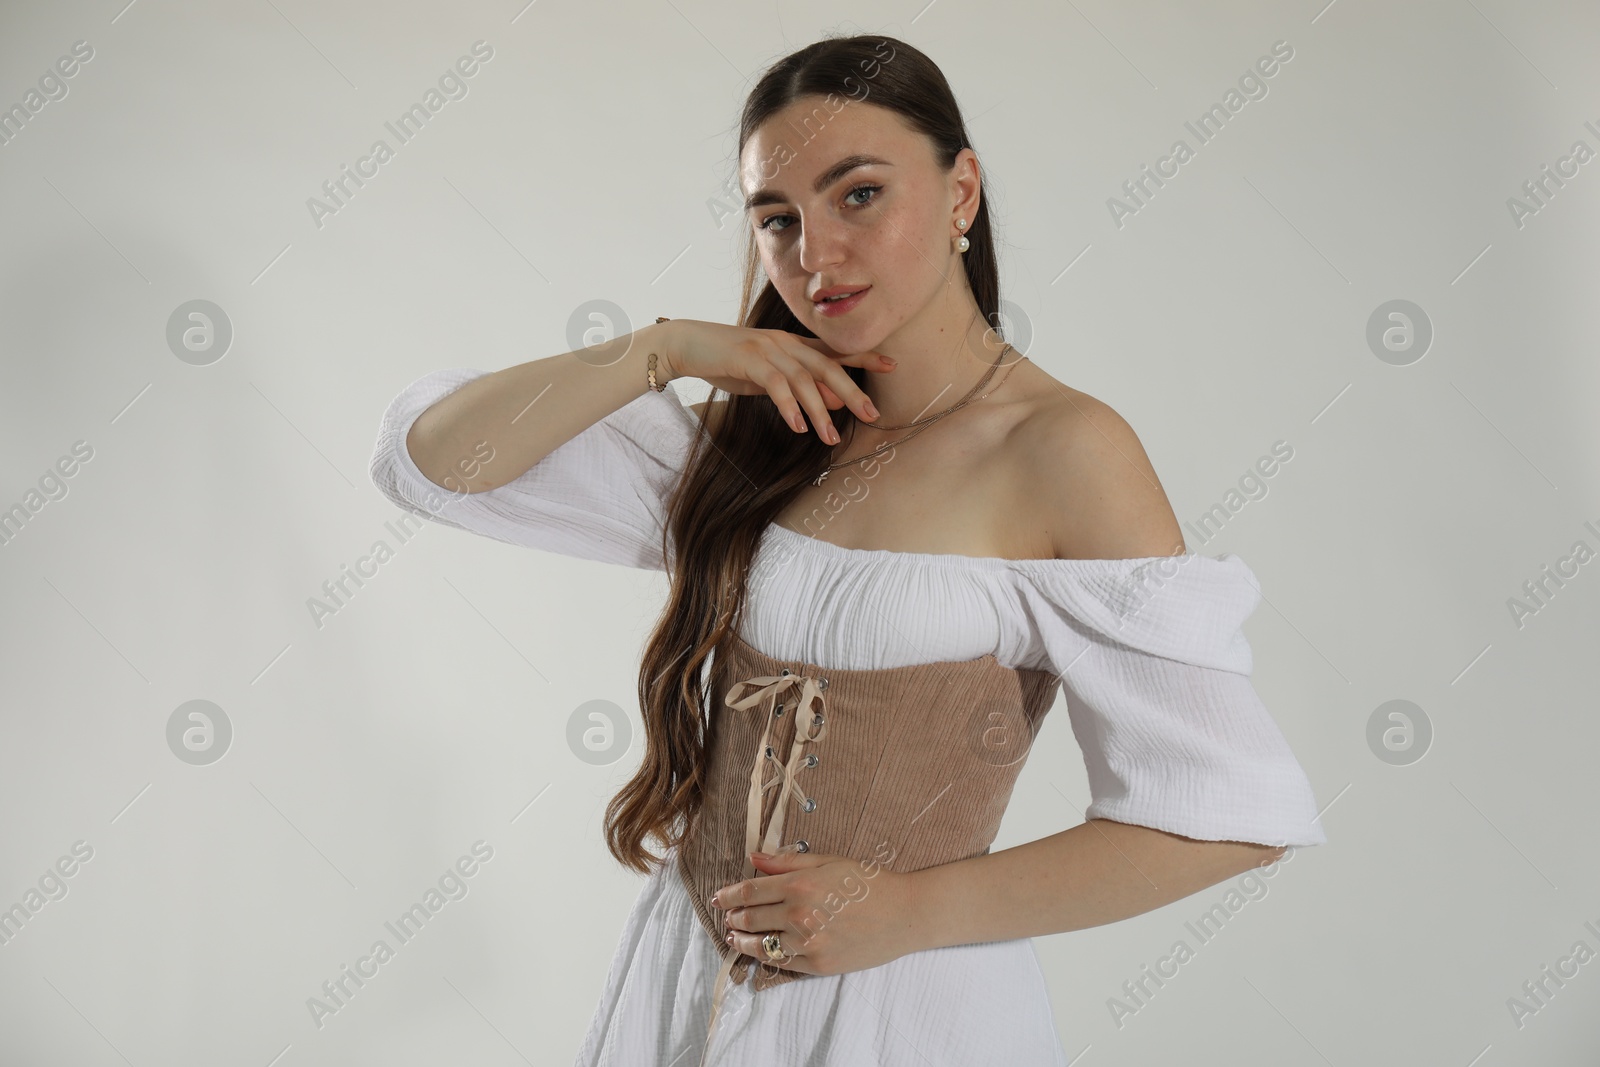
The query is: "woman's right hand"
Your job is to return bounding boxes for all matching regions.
[649,319,895,443]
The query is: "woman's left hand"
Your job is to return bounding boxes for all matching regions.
[712,847,921,976]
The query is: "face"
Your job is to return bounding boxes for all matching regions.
[740,96,977,353]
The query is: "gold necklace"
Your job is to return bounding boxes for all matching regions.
[812,346,1025,486]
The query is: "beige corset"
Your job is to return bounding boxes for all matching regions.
[678,631,1062,1056]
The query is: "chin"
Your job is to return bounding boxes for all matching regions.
[809,320,879,352]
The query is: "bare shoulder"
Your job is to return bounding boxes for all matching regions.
[1012,372,1186,561]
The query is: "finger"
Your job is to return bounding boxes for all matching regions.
[782,339,882,424]
[791,335,897,376]
[724,928,816,974]
[713,875,785,910]
[723,903,790,933]
[750,364,808,436]
[792,335,895,370]
[778,359,841,444]
[759,349,837,442]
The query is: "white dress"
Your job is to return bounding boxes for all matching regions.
[368,370,1329,1067]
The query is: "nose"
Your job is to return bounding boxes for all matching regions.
[797,213,848,276]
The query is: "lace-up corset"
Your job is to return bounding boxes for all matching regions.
[676,631,1063,1001]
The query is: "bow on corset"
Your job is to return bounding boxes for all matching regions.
[699,666,829,1063]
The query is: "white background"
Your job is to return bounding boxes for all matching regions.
[1,1,1597,1064]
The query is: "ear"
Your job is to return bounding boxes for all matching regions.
[948,146,982,233]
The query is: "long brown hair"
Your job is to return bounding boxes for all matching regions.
[602,33,1006,873]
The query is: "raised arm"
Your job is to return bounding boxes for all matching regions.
[369,320,890,568]
[405,320,680,495]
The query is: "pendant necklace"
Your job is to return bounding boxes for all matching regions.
[812,344,1025,487]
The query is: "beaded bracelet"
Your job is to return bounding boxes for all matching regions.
[647,315,673,392]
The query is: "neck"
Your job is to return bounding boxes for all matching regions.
[858,287,1011,427]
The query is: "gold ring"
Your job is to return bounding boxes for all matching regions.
[761,933,786,961]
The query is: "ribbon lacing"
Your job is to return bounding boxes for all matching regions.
[698,666,829,1065]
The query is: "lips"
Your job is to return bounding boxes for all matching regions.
[811,284,866,301]
[812,285,870,316]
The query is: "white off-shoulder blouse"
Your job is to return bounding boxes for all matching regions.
[368,368,1327,1066]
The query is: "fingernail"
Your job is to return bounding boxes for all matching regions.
[864,400,879,419]
[881,355,897,365]
[790,413,805,433]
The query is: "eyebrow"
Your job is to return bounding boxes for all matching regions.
[744,154,894,212]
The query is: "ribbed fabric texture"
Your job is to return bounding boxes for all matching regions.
[680,631,1063,995]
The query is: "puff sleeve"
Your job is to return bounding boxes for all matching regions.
[367,368,699,570]
[1009,552,1326,848]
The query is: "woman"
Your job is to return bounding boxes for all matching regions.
[368,33,1326,1067]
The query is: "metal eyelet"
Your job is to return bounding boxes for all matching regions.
[795,839,810,852]
[801,798,817,813]
[804,754,818,767]
[812,714,825,727]
[818,677,829,691]
[780,668,791,676]
[774,704,784,717]
[765,745,774,759]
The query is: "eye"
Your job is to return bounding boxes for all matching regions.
[756,183,883,235]
[844,183,881,208]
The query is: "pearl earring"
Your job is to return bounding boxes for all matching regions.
[955,217,969,253]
